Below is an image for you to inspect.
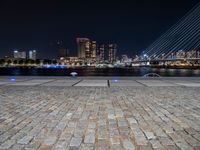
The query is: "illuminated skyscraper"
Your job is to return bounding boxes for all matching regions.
[77,38,90,58]
[77,38,97,60]
[14,50,26,59]
[90,41,97,59]
[58,48,69,58]
[29,50,37,60]
[108,44,117,63]
[98,44,105,62]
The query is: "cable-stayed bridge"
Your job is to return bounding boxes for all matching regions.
[135,2,200,65]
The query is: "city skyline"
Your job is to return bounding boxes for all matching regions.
[0,0,199,59]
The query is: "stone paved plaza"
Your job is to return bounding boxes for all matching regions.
[0,77,200,149]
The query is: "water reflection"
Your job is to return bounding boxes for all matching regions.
[0,67,199,76]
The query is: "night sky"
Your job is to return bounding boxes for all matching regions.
[0,0,199,59]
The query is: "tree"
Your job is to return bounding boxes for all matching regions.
[25,59,30,64]
[0,59,5,65]
[13,60,18,65]
[43,59,51,65]
[30,60,35,64]
[35,59,41,65]
[18,59,25,65]
[52,59,57,65]
[7,59,12,65]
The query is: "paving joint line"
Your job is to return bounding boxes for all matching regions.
[134,80,147,87]
[37,79,57,86]
[72,79,83,86]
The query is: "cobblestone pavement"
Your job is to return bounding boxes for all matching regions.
[0,85,200,149]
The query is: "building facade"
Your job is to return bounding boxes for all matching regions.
[98,44,105,62]
[58,48,69,58]
[77,38,90,59]
[14,50,26,59]
[90,41,97,59]
[77,38,98,60]
[108,44,117,63]
[29,50,37,60]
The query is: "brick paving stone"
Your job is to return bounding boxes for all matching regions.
[43,135,57,146]
[122,139,135,150]
[176,141,194,150]
[96,139,110,150]
[0,139,15,149]
[69,137,82,149]
[139,144,154,150]
[88,122,96,129]
[149,139,164,149]
[74,129,85,138]
[159,137,175,147]
[127,118,137,124]
[17,135,33,144]
[110,137,120,145]
[111,144,122,150]
[135,136,148,146]
[185,136,200,148]
[84,131,95,144]
[144,131,156,140]
[0,133,12,143]
[53,141,68,150]
[24,140,41,150]
[80,144,93,150]
[10,144,25,150]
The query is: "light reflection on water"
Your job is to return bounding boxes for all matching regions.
[0,67,199,76]
[193,69,200,75]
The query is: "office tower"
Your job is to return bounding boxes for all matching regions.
[58,48,69,58]
[13,50,26,59]
[99,44,105,62]
[108,44,117,63]
[90,41,97,59]
[85,40,91,59]
[29,50,37,60]
[77,38,90,58]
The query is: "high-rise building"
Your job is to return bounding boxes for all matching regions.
[14,50,26,59]
[90,41,97,59]
[77,38,98,60]
[58,48,69,58]
[85,40,91,59]
[29,50,37,60]
[98,44,105,62]
[77,38,90,59]
[108,44,117,63]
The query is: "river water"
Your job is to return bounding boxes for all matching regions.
[0,67,200,76]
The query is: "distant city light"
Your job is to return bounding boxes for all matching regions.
[143,54,148,57]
